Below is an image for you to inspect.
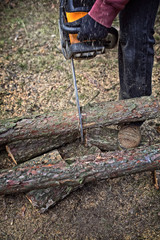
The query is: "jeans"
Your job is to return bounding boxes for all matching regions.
[119,0,160,100]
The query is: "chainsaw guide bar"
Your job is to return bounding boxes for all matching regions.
[59,0,118,142]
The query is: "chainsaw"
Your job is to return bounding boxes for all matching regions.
[59,0,118,142]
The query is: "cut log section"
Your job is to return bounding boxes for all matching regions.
[0,96,159,148]
[0,144,160,195]
[86,123,160,151]
[5,136,78,164]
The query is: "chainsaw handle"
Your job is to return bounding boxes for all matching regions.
[60,19,81,34]
[59,0,118,45]
[60,9,118,40]
[60,0,81,34]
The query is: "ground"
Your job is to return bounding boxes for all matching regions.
[0,0,160,239]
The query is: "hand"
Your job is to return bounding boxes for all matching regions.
[77,14,109,41]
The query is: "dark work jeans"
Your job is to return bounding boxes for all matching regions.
[119,0,160,100]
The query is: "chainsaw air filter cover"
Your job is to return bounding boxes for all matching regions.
[59,0,118,59]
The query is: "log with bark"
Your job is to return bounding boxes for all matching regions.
[0,144,160,195]
[24,150,80,213]
[6,121,160,163]
[9,147,100,212]
[0,96,159,146]
[5,136,76,164]
[86,121,160,151]
[3,96,160,163]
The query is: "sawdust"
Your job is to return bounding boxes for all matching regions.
[0,1,160,239]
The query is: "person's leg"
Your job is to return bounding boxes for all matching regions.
[118,0,159,149]
[119,0,160,100]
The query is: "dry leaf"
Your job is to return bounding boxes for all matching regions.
[51,4,55,9]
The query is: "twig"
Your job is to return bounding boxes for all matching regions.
[20,19,31,49]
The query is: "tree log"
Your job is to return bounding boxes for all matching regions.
[23,150,79,212]
[86,123,160,151]
[5,135,79,164]
[8,147,100,212]
[6,138,101,164]
[6,129,113,163]
[0,96,159,148]
[0,144,160,195]
[6,122,160,163]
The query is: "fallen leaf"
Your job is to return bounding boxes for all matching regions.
[51,4,55,9]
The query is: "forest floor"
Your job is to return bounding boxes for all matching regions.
[0,0,160,239]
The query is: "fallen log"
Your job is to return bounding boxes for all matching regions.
[0,96,159,148]
[24,150,79,213]
[6,129,116,163]
[86,127,119,151]
[0,144,160,195]
[6,137,101,164]
[5,136,78,164]
[6,122,160,163]
[86,123,160,151]
[9,147,100,212]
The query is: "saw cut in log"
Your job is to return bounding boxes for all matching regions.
[0,144,159,195]
[5,136,101,164]
[0,96,159,148]
[6,121,160,164]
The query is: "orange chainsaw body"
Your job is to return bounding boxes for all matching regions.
[66,12,87,44]
[59,0,118,59]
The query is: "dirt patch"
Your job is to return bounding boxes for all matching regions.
[0,1,160,239]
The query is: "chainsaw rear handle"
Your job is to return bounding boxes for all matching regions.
[60,0,81,34]
[60,0,118,42]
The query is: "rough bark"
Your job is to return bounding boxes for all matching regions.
[18,150,79,212]
[23,150,79,212]
[6,129,113,163]
[0,96,159,148]
[0,144,160,195]
[86,123,160,151]
[6,136,100,164]
[5,135,79,164]
[8,144,101,212]
[6,122,160,163]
